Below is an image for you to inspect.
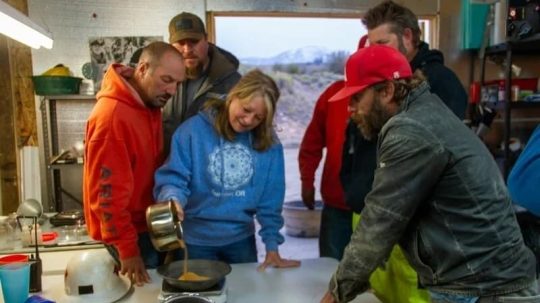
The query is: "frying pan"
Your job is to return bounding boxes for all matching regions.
[157,259,231,291]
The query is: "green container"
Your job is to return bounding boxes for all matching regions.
[460,0,490,50]
[31,76,83,96]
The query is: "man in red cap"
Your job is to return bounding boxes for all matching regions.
[340,0,468,216]
[320,45,537,303]
[338,2,470,302]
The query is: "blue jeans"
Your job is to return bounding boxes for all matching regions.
[105,232,165,269]
[430,280,540,303]
[182,235,258,264]
[319,204,353,260]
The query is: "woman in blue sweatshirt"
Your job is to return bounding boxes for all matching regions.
[154,69,300,270]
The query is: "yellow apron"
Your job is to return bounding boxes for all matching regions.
[352,213,431,303]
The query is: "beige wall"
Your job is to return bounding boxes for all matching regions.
[439,1,470,87]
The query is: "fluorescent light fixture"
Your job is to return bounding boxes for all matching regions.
[0,1,53,49]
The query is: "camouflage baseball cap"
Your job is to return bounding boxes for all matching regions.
[168,12,206,43]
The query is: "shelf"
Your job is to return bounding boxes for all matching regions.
[485,33,540,55]
[478,31,540,181]
[493,117,540,123]
[40,94,96,100]
[49,163,83,169]
[40,95,94,212]
[485,101,540,111]
[510,101,540,109]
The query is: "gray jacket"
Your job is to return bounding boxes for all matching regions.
[330,82,536,302]
[162,43,241,157]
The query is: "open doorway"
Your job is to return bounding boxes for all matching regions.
[211,14,433,203]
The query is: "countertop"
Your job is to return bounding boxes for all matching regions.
[0,213,102,255]
[30,257,379,303]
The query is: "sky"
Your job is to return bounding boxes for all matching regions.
[215,16,367,59]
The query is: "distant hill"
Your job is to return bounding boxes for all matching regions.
[237,48,349,147]
[241,46,336,65]
[255,69,342,148]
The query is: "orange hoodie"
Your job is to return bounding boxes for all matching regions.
[83,64,164,260]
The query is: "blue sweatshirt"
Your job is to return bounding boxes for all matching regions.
[154,110,285,251]
[508,125,540,217]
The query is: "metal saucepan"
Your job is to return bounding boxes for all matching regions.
[146,201,183,252]
[163,294,214,303]
[157,259,231,291]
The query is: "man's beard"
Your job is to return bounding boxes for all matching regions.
[186,62,204,80]
[350,95,393,141]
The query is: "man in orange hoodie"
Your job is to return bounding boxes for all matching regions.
[83,41,185,286]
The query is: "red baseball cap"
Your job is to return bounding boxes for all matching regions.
[329,44,412,102]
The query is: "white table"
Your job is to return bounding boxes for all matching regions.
[7,257,380,303]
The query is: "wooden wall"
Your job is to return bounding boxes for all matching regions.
[0,0,36,214]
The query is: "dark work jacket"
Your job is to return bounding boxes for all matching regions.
[331,82,536,301]
[340,42,468,212]
[162,43,241,158]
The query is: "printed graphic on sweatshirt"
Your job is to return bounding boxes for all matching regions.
[98,166,117,237]
[208,143,253,190]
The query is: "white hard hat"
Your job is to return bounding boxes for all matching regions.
[60,250,132,303]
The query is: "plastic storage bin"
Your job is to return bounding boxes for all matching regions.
[31,76,82,95]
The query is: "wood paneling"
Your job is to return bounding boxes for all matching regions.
[0,36,19,215]
[0,0,36,214]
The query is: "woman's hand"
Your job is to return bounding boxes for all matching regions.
[171,199,184,221]
[154,199,184,221]
[257,251,301,272]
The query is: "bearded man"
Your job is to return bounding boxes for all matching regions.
[320,45,538,303]
[84,42,185,286]
[163,12,241,157]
